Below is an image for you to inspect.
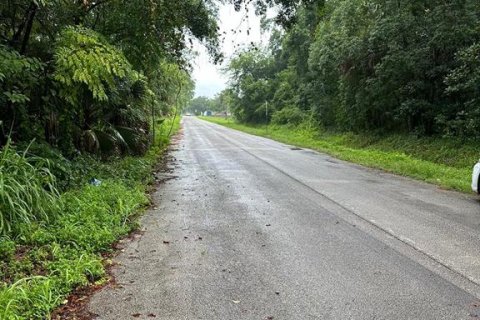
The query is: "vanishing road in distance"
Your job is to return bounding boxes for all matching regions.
[89,116,480,319]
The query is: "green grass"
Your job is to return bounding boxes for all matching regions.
[200,116,476,193]
[0,116,181,319]
[0,141,61,236]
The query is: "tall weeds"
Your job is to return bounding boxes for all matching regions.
[0,141,60,236]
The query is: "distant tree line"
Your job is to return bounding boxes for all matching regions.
[224,0,480,138]
[186,91,233,115]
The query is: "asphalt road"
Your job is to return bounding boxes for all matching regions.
[89,117,480,319]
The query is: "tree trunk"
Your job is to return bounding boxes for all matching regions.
[20,2,38,54]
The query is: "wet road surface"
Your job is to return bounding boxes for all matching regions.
[88,117,480,319]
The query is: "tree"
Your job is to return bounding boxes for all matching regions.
[0,0,219,154]
[187,96,213,115]
[224,0,480,139]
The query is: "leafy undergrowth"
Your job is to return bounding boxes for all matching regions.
[0,117,181,319]
[201,117,475,193]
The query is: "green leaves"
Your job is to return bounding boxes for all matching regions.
[226,48,278,123]
[0,0,210,155]
[4,92,30,105]
[54,26,139,104]
[226,0,480,138]
[0,45,43,107]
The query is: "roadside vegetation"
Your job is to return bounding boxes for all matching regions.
[0,0,224,318]
[220,0,480,139]
[0,0,316,317]
[202,117,474,193]
[192,0,480,193]
[3,0,480,316]
[0,117,180,319]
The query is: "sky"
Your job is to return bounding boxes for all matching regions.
[191,4,270,98]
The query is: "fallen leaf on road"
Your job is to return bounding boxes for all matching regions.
[147,313,157,317]
[132,313,141,318]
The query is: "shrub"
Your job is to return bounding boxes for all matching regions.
[271,107,305,126]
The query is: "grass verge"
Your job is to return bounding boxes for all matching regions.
[200,116,476,194]
[0,116,181,319]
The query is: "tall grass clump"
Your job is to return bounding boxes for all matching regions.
[0,141,61,236]
[0,117,180,319]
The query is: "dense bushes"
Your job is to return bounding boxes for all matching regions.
[224,0,480,139]
[0,0,210,155]
[271,107,305,126]
[0,117,179,319]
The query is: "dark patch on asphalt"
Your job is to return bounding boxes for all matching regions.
[325,158,339,164]
[301,150,317,155]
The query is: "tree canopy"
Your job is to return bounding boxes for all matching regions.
[223,0,480,139]
[0,0,225,155]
